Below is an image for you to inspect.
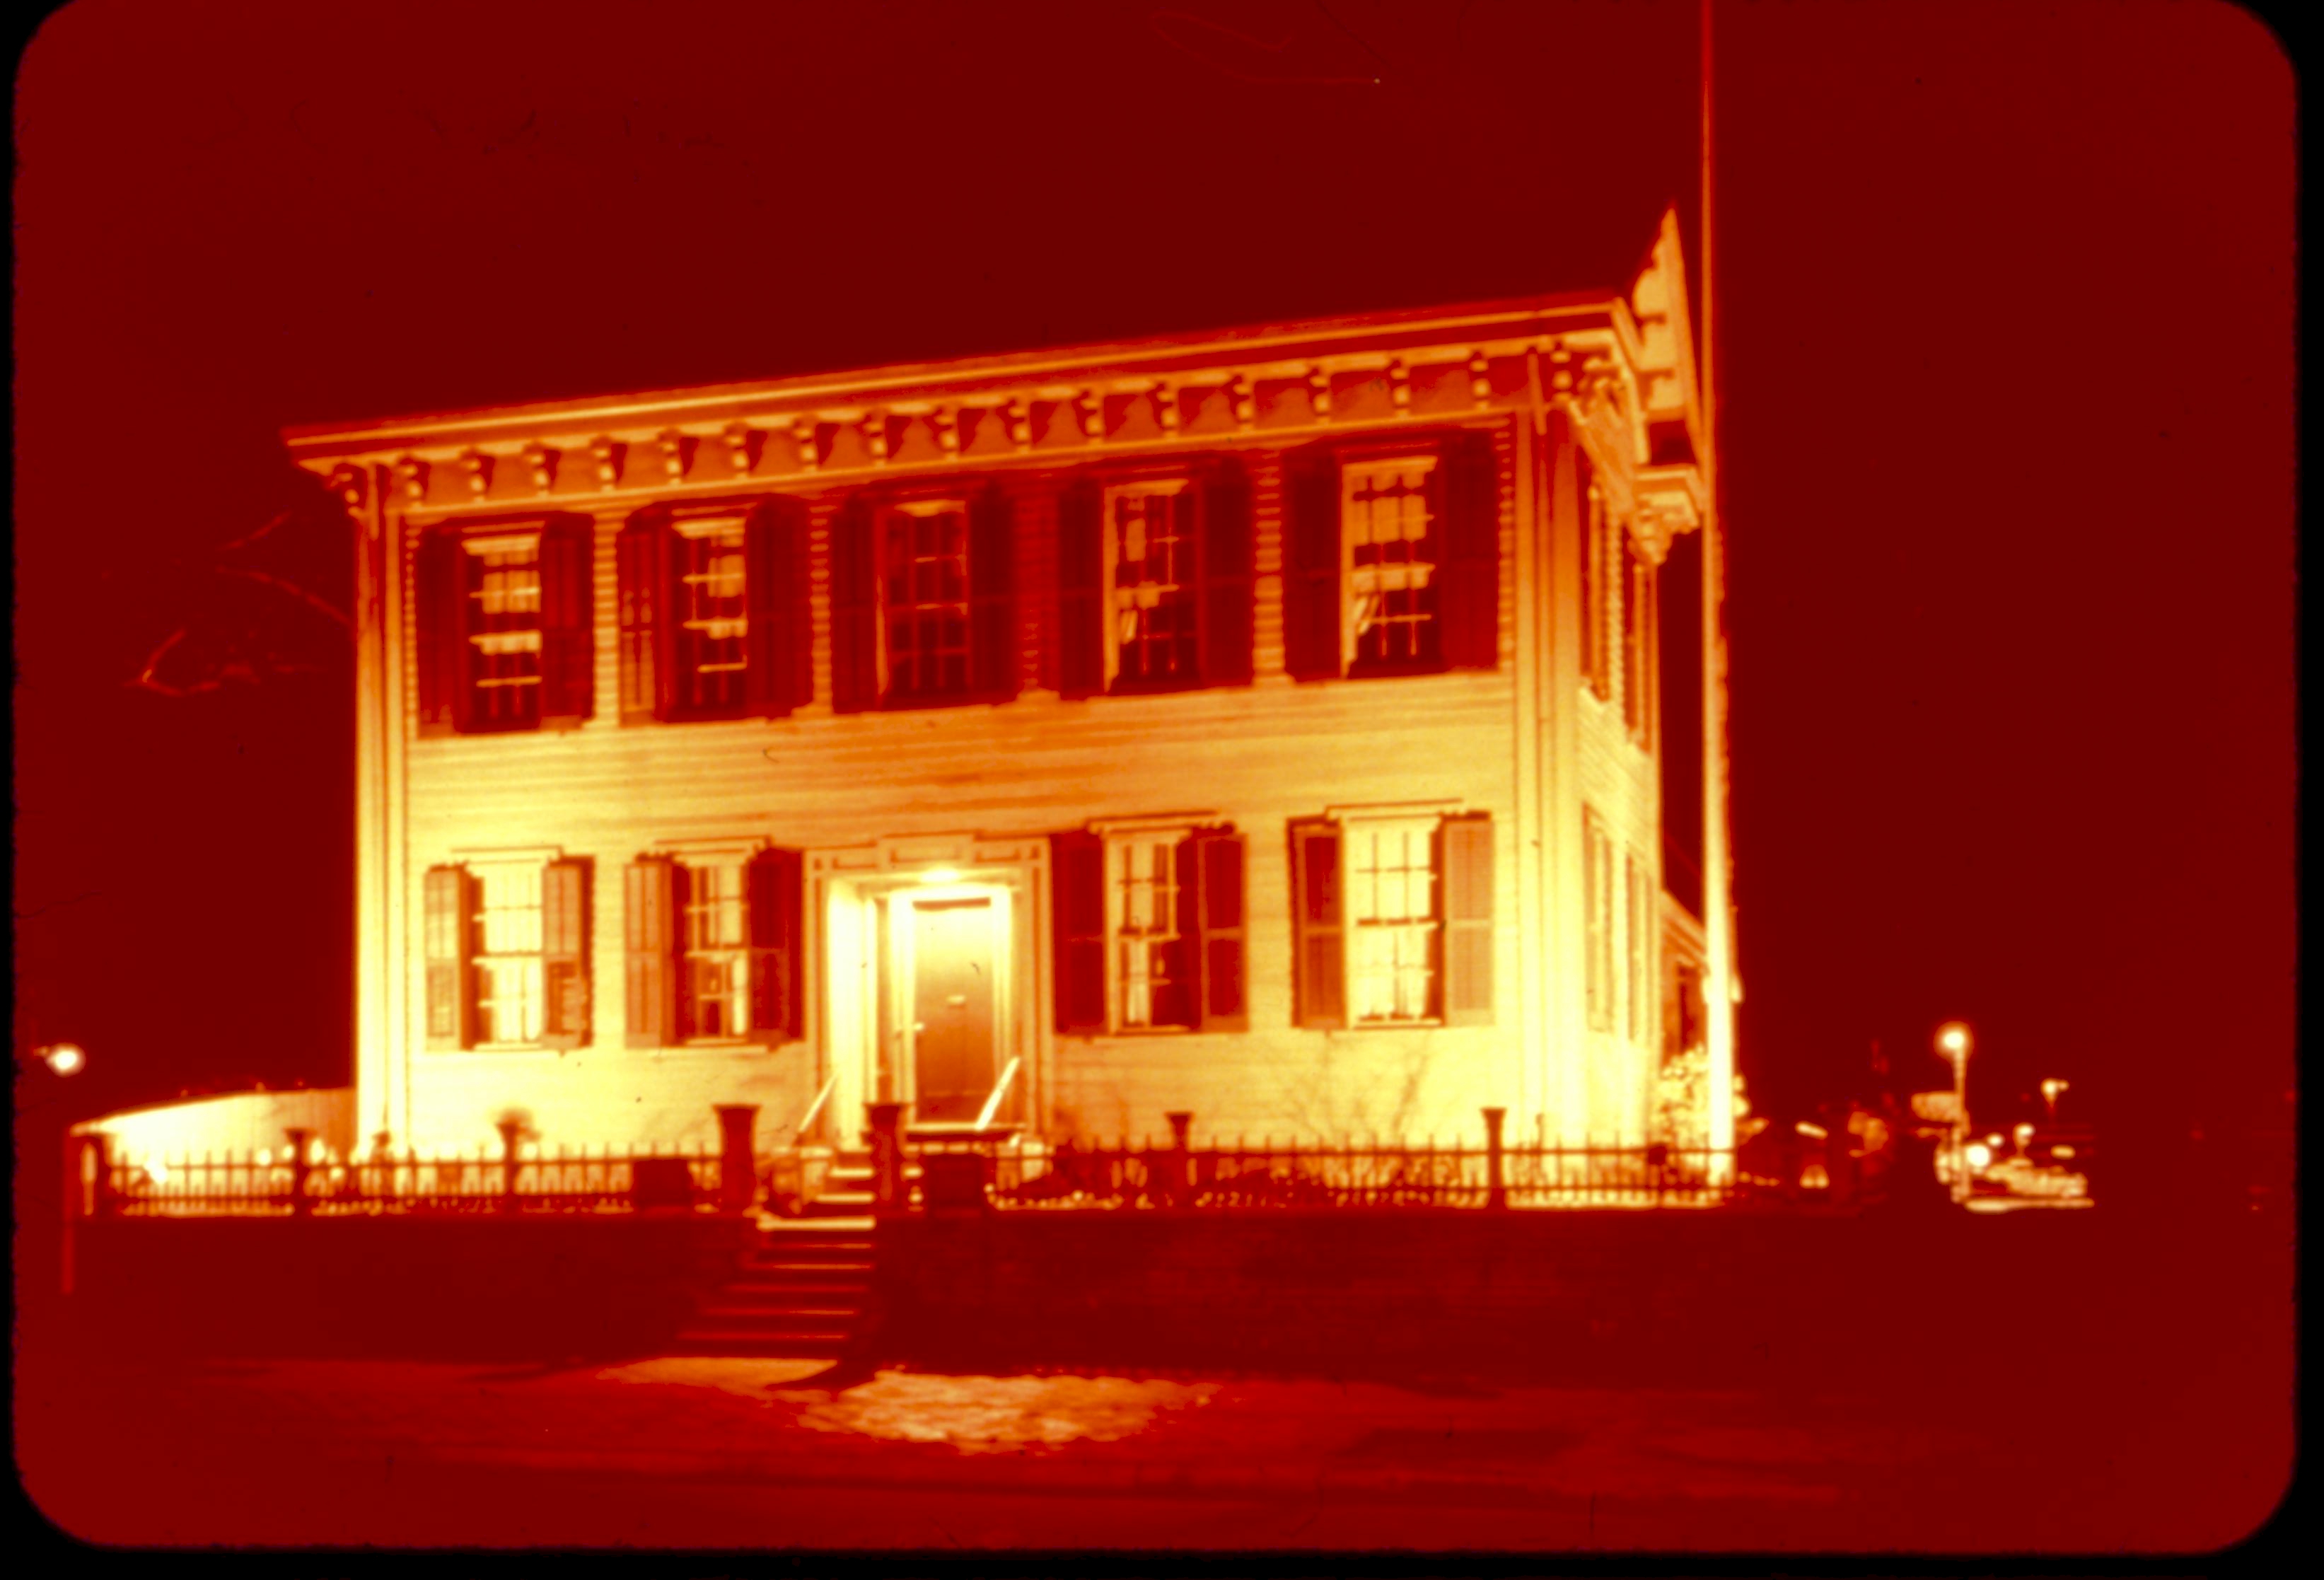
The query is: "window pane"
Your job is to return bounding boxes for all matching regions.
[1345,464,1439,667]
[1108,487,1198,684]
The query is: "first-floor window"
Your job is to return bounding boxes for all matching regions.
[1292,811,1493,1029]
[1625,848,1654,1045]
[624,847,802,1047]
[1346,818,1441,1023]
[1584,811,1614,1031]
[1052,825,1245,1034]
[1620,529,1654,743]
[424,856,590,1050]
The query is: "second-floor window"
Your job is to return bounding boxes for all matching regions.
[1055,459,1255,697]
[1052,825,1247,1034]
[617,497,811,723]
[1283,432,1499,681]
[414,516,593,736]
[832,482,1016,711]
[1580,455,1612,702]
[1620,528,1654,745]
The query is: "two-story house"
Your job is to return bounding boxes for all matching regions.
[284,208,1737,1168]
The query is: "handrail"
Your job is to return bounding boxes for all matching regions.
[793,1072,839,1146]
[974,1056,1023,1132]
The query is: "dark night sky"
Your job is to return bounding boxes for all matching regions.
[13,1,2294,1189]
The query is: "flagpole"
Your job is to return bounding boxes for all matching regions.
[1700,0,1739,1175]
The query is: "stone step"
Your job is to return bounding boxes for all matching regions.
[668,1330,854,1356]
[695,1303,861,1324]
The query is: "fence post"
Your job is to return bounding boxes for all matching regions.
[868,1101,906,1215]
[1165,1111,1192,1207]
[1482,1108,1507,1209]
[286,1128,314,1216]
[714,1104,760,1214]
[496,1119,523,1213]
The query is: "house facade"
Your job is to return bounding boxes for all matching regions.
[285,209,1737,1165]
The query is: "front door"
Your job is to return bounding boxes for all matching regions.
[906,896,997,1123]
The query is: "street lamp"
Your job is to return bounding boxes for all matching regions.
[37,1042,86,1076]
[1935,1022,1973,1202]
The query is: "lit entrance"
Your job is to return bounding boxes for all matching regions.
[818,856,1032,1147]
[892,892,1000,1124]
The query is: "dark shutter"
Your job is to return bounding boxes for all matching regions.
[1055,475,1106,698]
[422,864,472,1049]
[414,530,465,736]
[616,515,663,723]
[656,513,691,714]
[1439,430,1500,670]
[829,494,881,712]
[542,857,590,1047]
[1290,823,1344,1028]
[745,498,811,716]
[1190,828,1248,1030]
[968,481,1018,701]
[1051,830,1107,1033]
[1441,814,1494,1026]
[1198,457,1255,685]
[747,846,803,1043]
[538,517,595,726]
[624,856,678,1048]
[1281,446,1342,680]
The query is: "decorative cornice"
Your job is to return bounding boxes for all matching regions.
[290,301,1691,519]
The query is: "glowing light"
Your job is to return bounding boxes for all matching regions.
[1987,1132,2004,1149]
[1935,1022,1972,1059]
[919,867,964,885]
[2052,1144,2075,1161]
[1965,1142,1993,1170]
[147,1157,168,1183]
[40,1042,86,1076]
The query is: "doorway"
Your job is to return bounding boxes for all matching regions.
[897,894,999,1123]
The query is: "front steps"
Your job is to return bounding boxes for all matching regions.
[668,1152,909,1358]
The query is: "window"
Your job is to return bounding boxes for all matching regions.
[1621,528,1654,743]
[423,857,590,1049]
[1108,483,1199,685]
[415,516,593,735]
[1584,811,1613,1031]
[1291,811,1492,1029]
[1579,458,1611,702]
[1283,432,1498,681]
[1056,459,1254,697]
[881,499,972,699]
[1625,848,1654,1045]
[624,848,803,1047]
[832,482,1016,710]
[674,519,750,713]
[617,497,809,722]
[1052,825,1245,1034]
[1344,459,1441,669]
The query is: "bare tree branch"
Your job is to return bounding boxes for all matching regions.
[214,566,353,630]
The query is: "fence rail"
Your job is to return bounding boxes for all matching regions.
[86,1144,725,1217]
[916,1136,1743,1210]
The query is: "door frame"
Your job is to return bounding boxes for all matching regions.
[808,836,1048,1149]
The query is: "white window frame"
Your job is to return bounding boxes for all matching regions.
[1107,827,1193,1032]
[678,849,753,1043]
[460,531,545,722]
[673,515,750,694]
[459,852,552,1051]
[876,496,972,699]
[1100,477,1198,690]
[1584,811,1614,1032]
[1340,454,1441,671]
[1342,813,1444,1026]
